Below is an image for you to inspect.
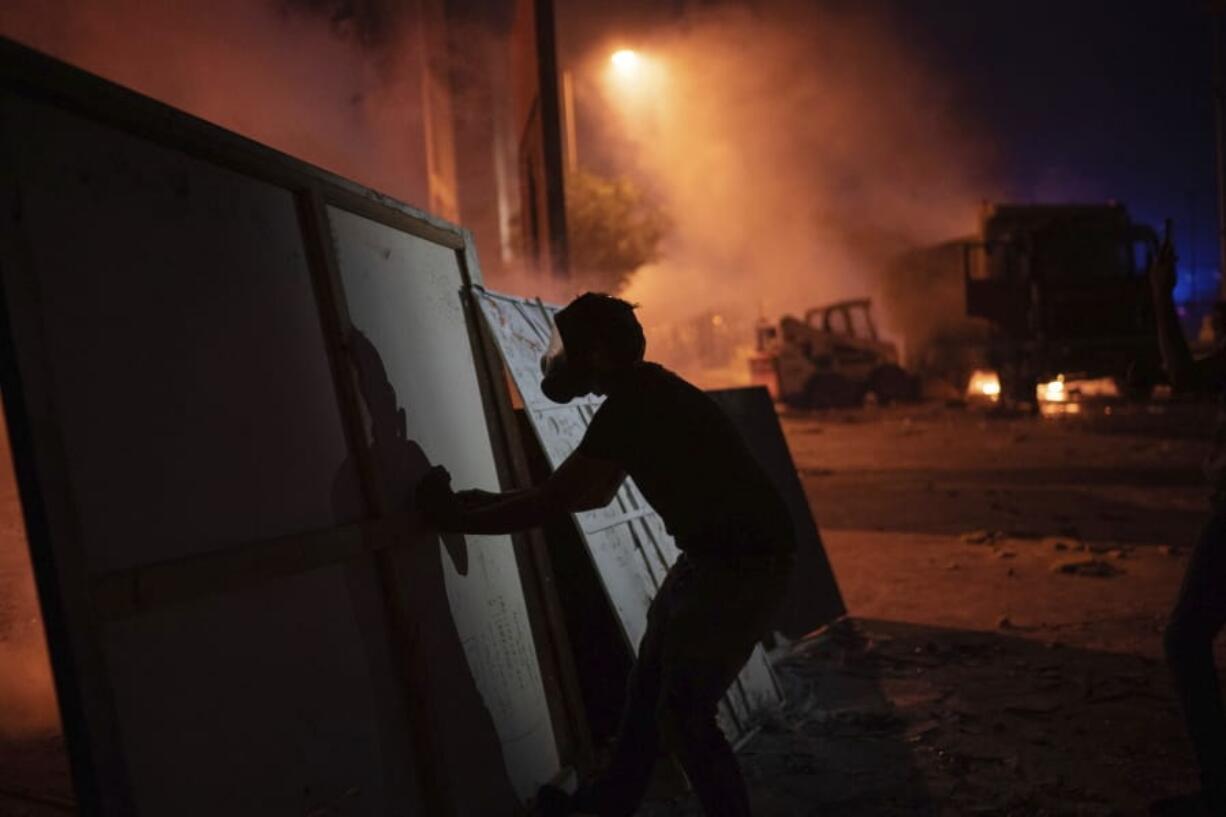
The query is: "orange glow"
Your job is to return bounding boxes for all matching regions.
[0,403,60,739]
[605,6,993,382]
[1036,375,1119,404]
[1040,400,1083,417]
[0,0,444,210]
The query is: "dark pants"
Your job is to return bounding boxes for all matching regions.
[577,553,791,817]
[1165,501,1226,803]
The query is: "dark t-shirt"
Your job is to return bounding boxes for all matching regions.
[578,363,795,556]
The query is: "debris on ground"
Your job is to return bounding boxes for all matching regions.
[1043,536,1084,552]
[645,403,1223,816]
[1050,558,1124,578]
[636,618,1205,817]
[960,529,1003,545]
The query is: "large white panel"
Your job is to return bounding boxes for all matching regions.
[2,95,354,573]
[327,207,558,810]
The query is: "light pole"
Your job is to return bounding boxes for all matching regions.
[562,69,579,171]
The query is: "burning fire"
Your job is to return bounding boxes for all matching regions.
[1036,375,1118,404]
[1040,375,1067,403]
[966,369,1001,401]
[968,370,1122,412]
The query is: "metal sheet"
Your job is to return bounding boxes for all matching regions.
[473,288,783,742]
[706,387,846,637]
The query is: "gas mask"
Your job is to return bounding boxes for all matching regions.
[540,321,595,404]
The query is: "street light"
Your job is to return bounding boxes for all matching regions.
[563,48,652,169]
[602,46,666,140]
[610,49,641,79]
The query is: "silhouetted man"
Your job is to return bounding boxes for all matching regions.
[1149,234,1226,817]
[417,293,795,817]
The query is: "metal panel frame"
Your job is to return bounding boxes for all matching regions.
[0,36,580,815]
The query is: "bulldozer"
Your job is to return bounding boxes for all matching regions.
[749,298,918,408]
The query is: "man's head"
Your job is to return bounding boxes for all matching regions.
[540,292,646,403]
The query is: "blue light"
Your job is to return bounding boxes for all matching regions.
[1172,263,1221,306]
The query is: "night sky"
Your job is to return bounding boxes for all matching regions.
[900,0,1219,299]
[555,0,1222,301]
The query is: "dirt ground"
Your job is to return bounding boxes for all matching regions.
[0,434,71,817]
[643,397,1224,817]
[2,397,1223,816]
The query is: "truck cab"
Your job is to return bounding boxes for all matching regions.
[961,203,1160,400]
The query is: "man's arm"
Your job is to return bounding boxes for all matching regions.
[417,453,625,536]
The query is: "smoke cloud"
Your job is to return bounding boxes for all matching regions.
[0,0,440,210]
[578,3,1001,381]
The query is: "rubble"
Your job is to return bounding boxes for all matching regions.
[696,618,1201,817]
[1049,558,1124,578]
[736,402,1217,816]
[960,529,1004,546]
[1043,536,1084,552]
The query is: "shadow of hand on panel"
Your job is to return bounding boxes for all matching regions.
[332,328,521,816]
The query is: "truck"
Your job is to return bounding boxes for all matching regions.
[880,203,1162,404]
[749,298,918,408]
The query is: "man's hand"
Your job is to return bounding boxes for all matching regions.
[415,466,462,530]
[1149,223,1177,297]
[456,488,504,510]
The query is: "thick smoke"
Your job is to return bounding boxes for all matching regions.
[0,0,440,209]
[581,3,1000,381]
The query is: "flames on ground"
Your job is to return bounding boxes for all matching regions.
[965,369,1128,417]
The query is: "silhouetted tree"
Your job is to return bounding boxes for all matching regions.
[565,168,669,293]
